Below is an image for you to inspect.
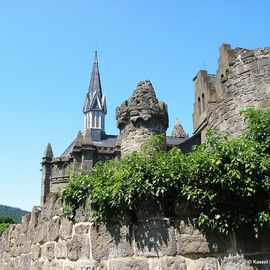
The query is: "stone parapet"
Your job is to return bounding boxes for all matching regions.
[0,193,269,269]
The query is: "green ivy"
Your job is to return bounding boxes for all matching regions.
[61,107,270,237]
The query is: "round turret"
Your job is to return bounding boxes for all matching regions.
[116,80,168,155]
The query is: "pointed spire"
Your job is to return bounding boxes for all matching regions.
[88,51,102,95]
[43,143,53,158]
[74,131,83,148]
[172,119,187,138]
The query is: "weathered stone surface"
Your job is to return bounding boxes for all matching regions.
[38,193,62,221]
[21,214,31,233]
[109,258,149,270]
[148,258,163,270]
[134,220,176,257]
[91,223,133,260]
[32,260,44,270]
[59,218,73,240]
[63,261,75,270]
[31,244,41,261]
[221,256,249,270]
[56,239,68,259]
[30,206,42,228]
[74,223,90,234]
[175,219,210,254]
[163,257,186,270]
[67,234,90,261]
[116,80,168,155]
[186,257,218,270]
[51,259,64,269]
[75,261,107,270]
[45,242,55,261]
[20,253,31,270]
[48,216,61,241]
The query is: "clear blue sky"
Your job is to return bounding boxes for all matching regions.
[1,0,270,211]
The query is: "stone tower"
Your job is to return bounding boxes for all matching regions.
[40,143,53,205]
[83,51,107,141]
[116,80,168,155]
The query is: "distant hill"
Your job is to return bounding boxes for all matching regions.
[0,204,30,223]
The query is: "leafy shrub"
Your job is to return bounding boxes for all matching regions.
[61,107,270,237]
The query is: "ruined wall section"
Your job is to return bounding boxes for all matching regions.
[193,70,217,135]
[116,80,168,155]
[1,193,270,270]
[208,47,270,137]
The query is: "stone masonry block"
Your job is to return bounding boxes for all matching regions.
[221,256,249,270]
[48,216,61,241]
[174,219,232,255]
[134,220,176,257]
[56,239,68,259]
[163,257,186,270]
[63,261,75,270]
[91,223,133,261]
[32,260,44,270]
[186,257,219,270]
[59,218,73,240]
[20,253,31,270]
[67,234,90,261]
[75,261,107,270]
[148,258,163,270]
[45,242,55,261]
[31,244,41,261]
[109,258,149,270]
[74,223,90,234]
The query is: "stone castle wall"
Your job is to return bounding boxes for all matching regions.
[207,47,270,137]
[1,193,270,270]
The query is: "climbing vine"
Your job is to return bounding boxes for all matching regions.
[61,107,270,237]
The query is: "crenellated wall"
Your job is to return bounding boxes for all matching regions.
[193,45,270,139]
[207,47,270,137]
[1,193,270,270]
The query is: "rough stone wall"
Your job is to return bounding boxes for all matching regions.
[1,193,270,270]
[192,70,217,134]
[116,80,168,155]
[207,46,270,137]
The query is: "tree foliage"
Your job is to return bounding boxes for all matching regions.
[61,107,270,237]
[0,204,29,223]
[0,216,15,235]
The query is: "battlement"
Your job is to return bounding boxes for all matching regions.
[116,80,169,155]
[193,44,270,139]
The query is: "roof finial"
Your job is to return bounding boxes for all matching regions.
[94,51,98,64]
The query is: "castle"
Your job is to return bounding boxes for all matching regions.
[41,44,270,205]
[2,43,270,270]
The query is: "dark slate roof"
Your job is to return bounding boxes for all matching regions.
[61,134,188,157]
[166,136,187,146]
[61,134,118,157]
[92,134,118,148]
